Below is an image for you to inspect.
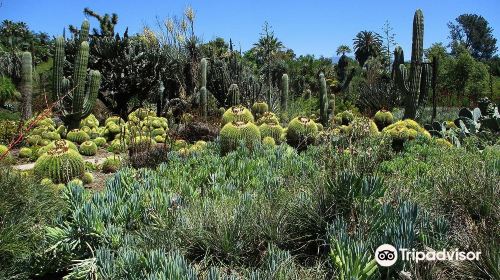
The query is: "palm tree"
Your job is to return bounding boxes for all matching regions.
[336,45,352,56]
[353,31,382,67]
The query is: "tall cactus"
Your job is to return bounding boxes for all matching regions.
[319,73,329,126]
[79,19,90,44]
[281,73,288,112]
[20,52,32,120]
[393,9,431,119]
[200,86,208,119]
[229,84,240,106]
[200,58,207,89]
[53,20,101,129]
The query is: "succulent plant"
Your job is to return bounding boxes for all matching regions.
[93,137,107,147]
[256,112,279,125]
[262,136,276,148]
[286,116,319,150]
[101,156,122,173]
[108,139,127,154]
[66,129,90,144]
[34,141,85,183]
[18,147,33,158]
[393,10,431,119]
[373,109,394,130]
[20,52,33,120]
[281,74,289,111]
[319,73,329,126]
[259,123,284,144]
[228,84,240,106]
[173,139,188,150]
[382,119,431,150]
[251,102,269,119]
[37,140,78,157]
[200,86,208,118]
[333,110,355,126]
[82,172,94,184]
[79,140,97,156]
[220,121,261,154]
[80,114,99,128]
[0,144,13,162]
[221,105,254,125]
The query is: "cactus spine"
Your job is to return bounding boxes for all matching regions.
[281,73,288,111]
[20,52,33,120]
[229,84,240,106]
[393,9,431,119]
[53,20,101,130]
[200,87,208,119]
[319,73,328,126]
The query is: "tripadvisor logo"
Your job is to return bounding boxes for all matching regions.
[374,244,481,267]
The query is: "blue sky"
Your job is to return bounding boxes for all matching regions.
[1,0,499,58]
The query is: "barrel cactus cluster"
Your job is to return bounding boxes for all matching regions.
[373,110,394,130]
[220,121,261,155]
[285,116,319,150]
[382,119,431,149]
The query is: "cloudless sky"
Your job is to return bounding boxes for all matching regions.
[1,0,499,58]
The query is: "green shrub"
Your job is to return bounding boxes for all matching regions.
[373,109,394,130]
[101,156,122,173]
[0,169,63,278]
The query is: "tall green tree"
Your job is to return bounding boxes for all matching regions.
[353,31,383,67]
[252,22,285,107]
[448,14,498,60]
[336,45,351,56]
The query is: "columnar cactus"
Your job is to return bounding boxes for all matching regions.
[200,58,207,89]
[281,74,288,111]
[53,20,101,130]
[200,86,208,119]
[319,73,329,126]
[393,10,431,119]
[20,52,32,120]
[229,84,240,106]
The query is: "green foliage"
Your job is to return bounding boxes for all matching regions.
[448,14,497,59]
[0,76,19,106]
[0,120,18,144]
[219,121,261,154]
[79,140,97,156]
[0,168,63,278]
[101,156,122,173]
[353,31,383,67]
[34,141,85,183]
[373,109,394,130]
